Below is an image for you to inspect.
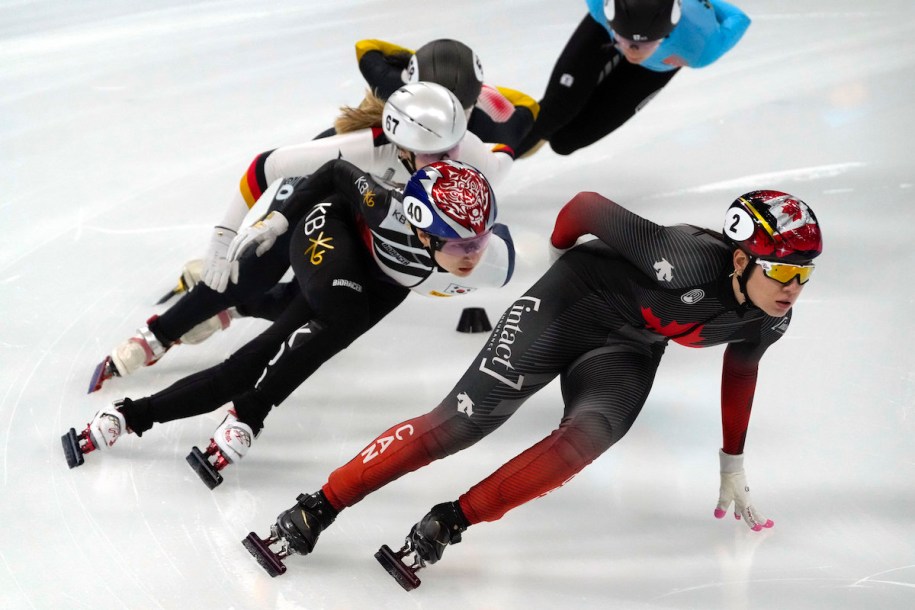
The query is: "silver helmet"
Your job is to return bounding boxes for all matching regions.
[382,82,467,154]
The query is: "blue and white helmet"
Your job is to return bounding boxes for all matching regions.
[401,160,496,239]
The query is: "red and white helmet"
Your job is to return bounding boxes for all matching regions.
[723,190,823,263]
[402,160,496,240]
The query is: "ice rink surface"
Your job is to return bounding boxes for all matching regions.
[1,1,913,608]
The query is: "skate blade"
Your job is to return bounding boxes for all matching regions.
[155,286,181,305]
[186,447,223,489]
[242,533,287,577]
[374,544,421,591]
[87,356,114,394]
[61,428,85,469]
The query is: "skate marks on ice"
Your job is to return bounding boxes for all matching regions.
[640,162,868,199]
[850,565,915,592]
[645,527,915,608]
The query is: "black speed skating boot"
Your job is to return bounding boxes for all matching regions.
[408,501,469,564]
[242,491,338,577]
[375,501,470,591]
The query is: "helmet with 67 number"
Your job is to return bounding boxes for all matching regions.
[401,160,496,240]
[407,39,484,110]
[722,190,823,263]
[605,0,682,42]
[383,82,467,154]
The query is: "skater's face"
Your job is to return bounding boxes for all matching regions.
[415,229,489,277]
[612,32,662,64]
[732,250,811,318]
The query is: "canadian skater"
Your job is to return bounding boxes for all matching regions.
[242,189,822,589]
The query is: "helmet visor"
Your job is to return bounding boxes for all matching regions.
[431,230,492,256]
[756,259,815,285]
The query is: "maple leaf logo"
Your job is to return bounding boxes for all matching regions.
[641,307,706,347]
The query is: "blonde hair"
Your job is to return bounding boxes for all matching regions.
[334,89,386,134]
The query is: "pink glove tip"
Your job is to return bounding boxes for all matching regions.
[764,519,774,528]
[751,524,762,532]
[714,508,726,519]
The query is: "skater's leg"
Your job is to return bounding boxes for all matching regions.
[184,208,407,486]
[458,343,664,523]
[320,265,623,510]
[515,15,611,156]
[370,343,663,572]
[91,236,296,391]
[118,292,322,435]
[151,235,293,343]
[546,62,679,155]
[235,281,300,322]
[229,212,409,432]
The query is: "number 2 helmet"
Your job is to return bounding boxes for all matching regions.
[382,82,467,155]
[723,190,823,264]
[604,0,682,42]
[402,160,496,241]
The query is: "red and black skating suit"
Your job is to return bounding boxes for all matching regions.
[320,191,789,525]
[118,160,514,436]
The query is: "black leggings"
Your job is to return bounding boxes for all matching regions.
[516,15,679,156]
[122,196,409,435]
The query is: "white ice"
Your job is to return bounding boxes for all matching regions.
[1,1,913,608]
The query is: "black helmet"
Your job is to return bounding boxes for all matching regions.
[605,0,682,42]
[407,39,483,110]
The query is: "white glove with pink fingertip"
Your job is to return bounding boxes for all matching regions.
[715,449,774,532]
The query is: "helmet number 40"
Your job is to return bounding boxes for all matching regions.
[403,196,432,228]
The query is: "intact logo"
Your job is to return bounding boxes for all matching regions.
[681,288,705,304]
[653,258,674,282]
[360,424,414,463]
[456,392,474,417]
[478,295,541,390]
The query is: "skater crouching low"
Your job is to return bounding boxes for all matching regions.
[86,81,516,393]
[62,156,515,485]
[244,189,823,589]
